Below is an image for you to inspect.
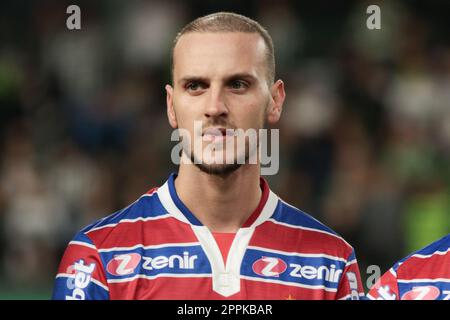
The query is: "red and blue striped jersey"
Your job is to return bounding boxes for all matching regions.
[367,234,450,300]
[52,173,364,300]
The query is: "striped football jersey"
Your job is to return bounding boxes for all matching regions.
[52,173,364,300]
[367,234,450,300]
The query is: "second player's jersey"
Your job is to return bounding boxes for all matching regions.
[52,173,364,300]
[367,234,450,300]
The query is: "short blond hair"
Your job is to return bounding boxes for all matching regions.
[172,12,275,84]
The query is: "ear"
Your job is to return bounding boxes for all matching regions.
[266,80,286,125]
[166,84,178,129]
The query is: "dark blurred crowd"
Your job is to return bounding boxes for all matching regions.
[0,0,449,298]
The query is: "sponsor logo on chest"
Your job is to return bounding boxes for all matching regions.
[251,256,342,283]
[106,251,198,276]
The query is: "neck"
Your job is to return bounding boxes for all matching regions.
[175,163,262,233]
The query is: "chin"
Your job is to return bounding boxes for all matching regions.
[189,150,243,177]
[194,162,242,177]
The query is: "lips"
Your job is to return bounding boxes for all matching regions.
[202,127,234,141]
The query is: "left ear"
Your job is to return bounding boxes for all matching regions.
[165,84,178,129]
[266,80,285,125]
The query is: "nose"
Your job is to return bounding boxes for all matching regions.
[204,87,228,118]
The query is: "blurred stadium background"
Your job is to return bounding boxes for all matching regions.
[0,0,449,299]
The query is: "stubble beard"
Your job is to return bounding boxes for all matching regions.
[176,100,268,177]
[186,141,253,178]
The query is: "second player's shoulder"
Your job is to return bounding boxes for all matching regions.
[395,233,450,277]
[369,234,450,300]
[413,234,450,257]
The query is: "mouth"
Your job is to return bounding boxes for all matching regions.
[202,127,234,142]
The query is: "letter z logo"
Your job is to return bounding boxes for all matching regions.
[106,253,141,276]
[252,257,287,277]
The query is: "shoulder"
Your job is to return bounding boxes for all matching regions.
[394,234,450,276]
[75,188,166,247]
[268,198,356,259]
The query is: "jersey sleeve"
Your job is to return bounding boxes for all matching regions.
[366,268,399,300]
[336,249,365,300]
[52,232,110,300]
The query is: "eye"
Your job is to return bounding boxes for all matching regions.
[186,82,200,91]
[229,80,249,91]
[185,81,208,93]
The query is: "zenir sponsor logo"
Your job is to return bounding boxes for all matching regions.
[252,256,342,283]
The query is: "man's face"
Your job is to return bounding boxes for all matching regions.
[166,32,283,176]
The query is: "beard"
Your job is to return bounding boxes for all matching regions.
[192,154,243,177]
[183,139,253,177]
[174,100,269,177]
[179,129,261,177]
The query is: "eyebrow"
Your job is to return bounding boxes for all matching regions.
[178,76,208,86]
[177,73,258,86]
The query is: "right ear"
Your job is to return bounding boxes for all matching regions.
[166,84,178,129]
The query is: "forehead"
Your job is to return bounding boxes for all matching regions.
[173,32,267,80]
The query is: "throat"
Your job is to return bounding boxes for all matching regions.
[174,168,264,232]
